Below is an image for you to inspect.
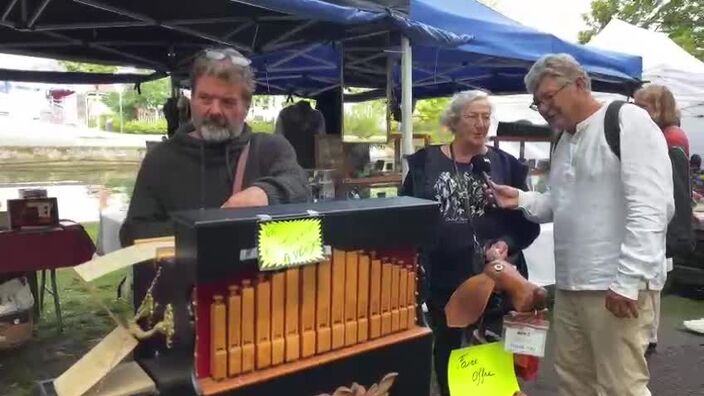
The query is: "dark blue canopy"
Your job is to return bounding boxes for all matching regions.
[0,0,641,96]
[404,0,643,96]
[248,0,643,97]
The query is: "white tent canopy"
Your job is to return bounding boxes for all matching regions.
[588,18,704,155]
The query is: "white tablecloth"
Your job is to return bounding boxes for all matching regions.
[524,223,555,286]
[97,208,127,255]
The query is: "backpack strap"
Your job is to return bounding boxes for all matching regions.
[604,100,627,160]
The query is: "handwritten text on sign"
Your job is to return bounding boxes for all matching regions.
[448,342,520,396]
[258,218,325,270]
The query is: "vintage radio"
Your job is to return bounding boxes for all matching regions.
[7,198,59,230]
[136,197,439,395]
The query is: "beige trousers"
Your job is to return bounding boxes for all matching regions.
[648,291,661,344]
[554,290,655,396]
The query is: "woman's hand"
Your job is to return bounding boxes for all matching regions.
[485,240,509,261]
[487,180,520,209]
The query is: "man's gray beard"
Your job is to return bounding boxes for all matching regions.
[195,120,244,142]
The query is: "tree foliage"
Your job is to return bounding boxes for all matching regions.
[59,61,119,74]
[102,78,171,120]
[578,0,703,60]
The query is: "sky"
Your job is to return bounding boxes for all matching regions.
[489,0,595,43]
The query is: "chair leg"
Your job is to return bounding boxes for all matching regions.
[27,271,40,320]
[40,270,47,312]
[50,270,63,333]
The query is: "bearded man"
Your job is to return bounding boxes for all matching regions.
[119,47,310,246]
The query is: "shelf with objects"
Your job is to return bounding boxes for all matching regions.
[490,121,555,194]
[489,121,557,288]
[133,196,439,395]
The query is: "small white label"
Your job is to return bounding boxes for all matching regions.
[504,325,547,357]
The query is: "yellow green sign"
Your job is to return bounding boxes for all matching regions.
[258,218,325,270]
[448,342,520,396]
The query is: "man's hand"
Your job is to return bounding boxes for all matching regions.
[485,240,509,261]
[605,289,639,319]
[222,186,269,208]
[487,181,520,209]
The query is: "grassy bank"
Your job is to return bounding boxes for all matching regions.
[0,223,131,396]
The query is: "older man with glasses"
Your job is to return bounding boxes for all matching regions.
[120,47,310,246]
[489,54,674,396]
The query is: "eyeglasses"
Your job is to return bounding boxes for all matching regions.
[529,82,571,111]
[462,113,491,124]
[203,48,251,67]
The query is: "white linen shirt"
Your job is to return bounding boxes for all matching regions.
[518,102,674,300]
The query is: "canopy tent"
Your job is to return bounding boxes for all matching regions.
[587,18,704,155]
[0,0,468,90]
[0,0,642,96]
[404,0,642,97]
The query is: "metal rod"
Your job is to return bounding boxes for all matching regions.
[73,0,251,52]
[72,0,156,24]
[27,0,52,28]
[258,74,303,81]
[42,31,168,70]
[308,83,340,97]
[223,21,254,40]
[299,52,337,68]
[165,17,251,25]
[0,41,67,48]
[2,0,19,21]
[455,81,483,90]
[345,46,385,52]
[258,15,306,21]
[254,80,285,92]
[268,43,321,69]
[412,79,452,88]
[340,30,388,42]
[20,0,27,23]
[162,24,252,52]
[265,39,306,52]
[346,64,386,75]
[267,65,337,73]
[400,35,413,177]
[262,20,316,51]
[308,76,338,84]
[33,21,152,30]
[347,52,386,67]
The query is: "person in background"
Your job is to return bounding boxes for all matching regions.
[634,84,696,355]
[634,84,689,156]
[401,90,539,396]
[490,54,673,396]
[690,154,704,197]
[275,100,326,169]
[120,47,310,247]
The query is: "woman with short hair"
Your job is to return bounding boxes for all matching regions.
[402,90,539,396]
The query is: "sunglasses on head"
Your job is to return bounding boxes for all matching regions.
[203,48,251,67]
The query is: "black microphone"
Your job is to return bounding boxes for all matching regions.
[471,155,497,206]
[471,154,492,184]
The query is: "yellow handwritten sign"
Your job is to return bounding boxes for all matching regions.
[448,342,520,396]
[258,218,325,271]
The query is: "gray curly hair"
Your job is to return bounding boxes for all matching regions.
[440,90,493,133]
[190,47,257,105]
[524,53,591,94]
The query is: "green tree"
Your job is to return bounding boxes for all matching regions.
[59,61,119,74]
[579,0,703,60]
[102,78,171,121]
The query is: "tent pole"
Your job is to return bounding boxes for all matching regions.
[401,35,413,177]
